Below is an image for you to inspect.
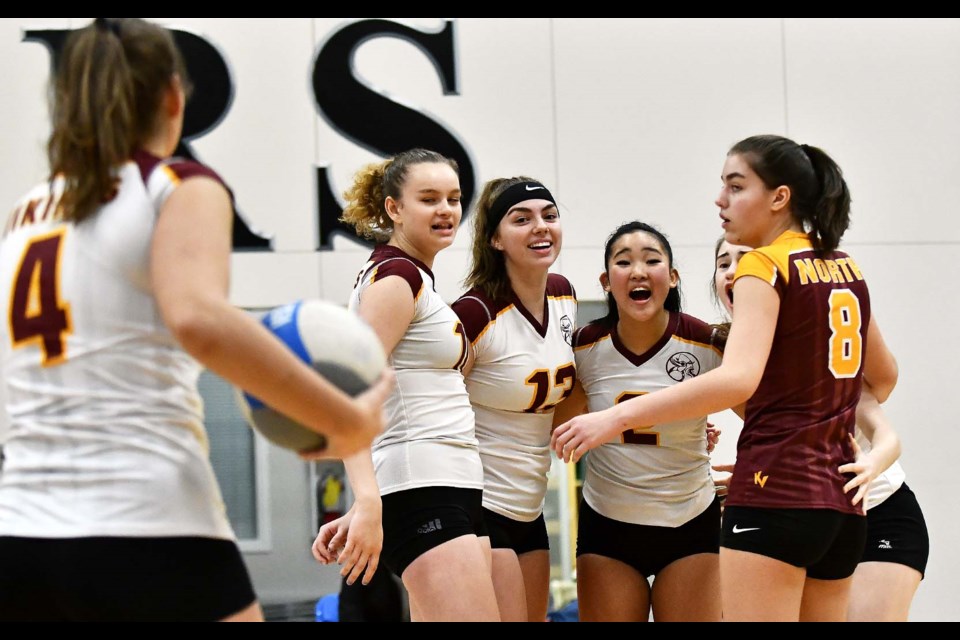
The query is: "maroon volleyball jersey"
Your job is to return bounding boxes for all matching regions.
[727,231,870,515]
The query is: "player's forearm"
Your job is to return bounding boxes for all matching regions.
[171,297,361,439]
[608,362,757,433]
[343,449,381,506]
[856,387,901,476]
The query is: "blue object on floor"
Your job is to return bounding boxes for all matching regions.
[547,599,579,622]
[315,594,339,622]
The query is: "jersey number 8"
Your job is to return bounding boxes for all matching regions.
[827,289,862,379]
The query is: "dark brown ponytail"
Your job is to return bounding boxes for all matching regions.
[729,135,851,253]
[47,18,189,223]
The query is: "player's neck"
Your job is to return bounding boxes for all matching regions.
[506,265,548,323]
[617,310,671,356]
[142,132,174,159]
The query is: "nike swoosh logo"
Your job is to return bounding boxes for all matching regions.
[525,185,545,191]
[731,525,761,534]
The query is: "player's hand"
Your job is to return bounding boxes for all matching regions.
[711,463,734,513]
[838,434,877,507]
[312,511,351,565]
[338,499,383,586]
[706,422,721,454]
[551,410,621,463]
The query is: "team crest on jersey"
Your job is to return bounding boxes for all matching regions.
[666,352,700,382]
[560,315,573,346]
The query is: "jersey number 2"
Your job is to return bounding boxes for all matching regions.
[8,230,72,367]
[616,392,660,446]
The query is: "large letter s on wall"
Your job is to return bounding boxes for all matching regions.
[312,19,476,249]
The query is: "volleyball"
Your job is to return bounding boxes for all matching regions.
[237,299,387,453]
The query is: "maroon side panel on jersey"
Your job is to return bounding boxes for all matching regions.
[728,246,871,515]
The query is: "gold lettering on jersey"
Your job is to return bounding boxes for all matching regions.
[834,259,855,282]
[794,259,821,285]
[839,257,864,281]
[753,471,769,488]
[4,196,65,239]
[825,260,845,284]
[814,260,831,282]
[795,258,866,286]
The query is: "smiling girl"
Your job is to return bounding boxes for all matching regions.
[552,221,723,622]
[553,135,900,621]
[452,177,577,622]
[311,149,499,622]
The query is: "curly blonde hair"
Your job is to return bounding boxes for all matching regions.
[340,149,459,243]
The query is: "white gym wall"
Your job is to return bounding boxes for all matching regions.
[1,18,956,620]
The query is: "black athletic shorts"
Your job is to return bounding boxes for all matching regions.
[721,506,867,580]
[577,497,721,578]
[380,486,487,578]
[0,536,257,621]
[483,508,549,555]
[860,483,928,577]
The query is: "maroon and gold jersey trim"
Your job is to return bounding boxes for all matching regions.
[133,149,227,191]
[366,245,432,302]
[727,230,871,514]
[453,273,576,344]
[733,230,868,293]
[573,313,719,363]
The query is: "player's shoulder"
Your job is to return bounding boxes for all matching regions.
[574,319,611,350]
[453,287,512,343]
[133,150,227,190]
[364,245,428,299]
[674,313,715,345]
[546,273,576,300]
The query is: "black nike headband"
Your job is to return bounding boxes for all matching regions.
[487,182,557,240]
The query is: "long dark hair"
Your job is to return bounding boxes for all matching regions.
[729,134,851,253]
[601,221,682,326]
[48,18,190,224]
[464,176,540,301]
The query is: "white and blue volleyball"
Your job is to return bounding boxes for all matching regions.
[237,299,387,453]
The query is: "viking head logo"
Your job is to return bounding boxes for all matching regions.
[666,352,701,382]
[560,315,574,346]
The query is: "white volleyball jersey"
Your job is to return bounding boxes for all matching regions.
[0,151,235,540]
[576,313,723,527]
[855,428,906,511]
[453,274,577,522]
[351,245,482,496]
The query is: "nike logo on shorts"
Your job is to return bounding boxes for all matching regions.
[731,525,761,534]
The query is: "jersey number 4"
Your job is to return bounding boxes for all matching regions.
[8,230,72,367]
